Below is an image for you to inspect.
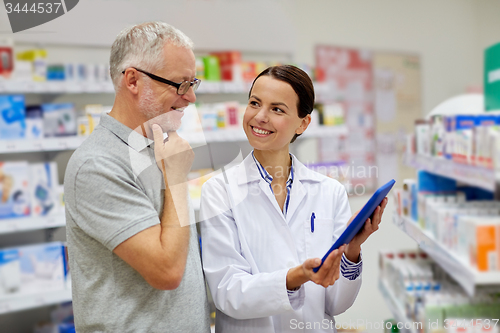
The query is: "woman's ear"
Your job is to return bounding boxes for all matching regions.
[295,114,312,135]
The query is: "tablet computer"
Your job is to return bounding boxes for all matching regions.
[313,179,396,273]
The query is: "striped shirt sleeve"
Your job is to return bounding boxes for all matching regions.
[340,252,363,280]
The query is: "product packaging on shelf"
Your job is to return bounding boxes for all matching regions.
[415,119,431,156]
[0,94,26,139]
[0,242,66,298]
[430,115,445,158]
[453,115,476,164]
[0,39,14,78]
[18,242,66,295]
[77,104,105,136]
[195,57,205,80]
[402,179,417,220]
[474,115,499,167]
[465,216,500,272]
[379,250,500,329]
[211,51,242,82]
[203,56,221,81]
[178,104,202,133]
[0,248,21,295]
[16,49,47,82]
[0,161,30,219]
[241,61,257,82]
[29,162,59,217]
[42,103,77,137]
[25,105,44,139]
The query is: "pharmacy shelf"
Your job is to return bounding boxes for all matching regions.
[378,279,415,333]
[0,213,65,235]
[0,125,348,154]
[404,154,495,192]
[0,289,71,315]
[393,215,500,296]
[0,80,335,95]
[0,136,86,153]
[0,80,115,94]
[0,80,252,94]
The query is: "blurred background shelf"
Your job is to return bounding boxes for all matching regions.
[393,215,500,296]
[0,214,65,235]
[0,80,255,95]
[0,289,72,315]
[404,154,495,192]
[0,137,86,154]
[378,279,415,333]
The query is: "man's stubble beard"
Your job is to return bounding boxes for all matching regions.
[139,83,182,132]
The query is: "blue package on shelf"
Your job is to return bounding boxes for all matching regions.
[457,186,494,201]
[25,105,44,139]
[417,170,457,192]
[58,323,75,333]
[0,95,26,139]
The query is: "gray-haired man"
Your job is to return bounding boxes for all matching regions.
[64,22,210,332]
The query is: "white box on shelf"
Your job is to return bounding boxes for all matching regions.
[18,242,65,295]
[0,161,30,219]
[0,248,21,295]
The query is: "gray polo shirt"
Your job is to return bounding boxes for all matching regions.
[64,113,210,333]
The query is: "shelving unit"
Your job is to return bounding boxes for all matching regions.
[0,80,330,95]
[0,137,86,154]
[0,214,66,235]
[378,279,415,333]
[0,289,72,315]
[393,215,500,296]
[0,125,347,153]
[404,153,495,192]
[0,80,253,95]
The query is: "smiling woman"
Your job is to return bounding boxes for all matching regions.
[200,65,388,333]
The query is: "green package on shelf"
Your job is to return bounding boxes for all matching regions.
[203,56,221,81]
[485,42,500,111]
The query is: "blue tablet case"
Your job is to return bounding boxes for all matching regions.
[313,179,395,273]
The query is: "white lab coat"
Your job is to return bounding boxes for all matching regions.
[200,153,362,333]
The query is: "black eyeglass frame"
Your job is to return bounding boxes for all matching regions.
[121,67,200,95]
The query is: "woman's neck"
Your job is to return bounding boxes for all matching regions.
[253,149,291,181]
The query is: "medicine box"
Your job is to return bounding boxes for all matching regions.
[0,248,21,295]
[18,242,65,294]
[0,161,30,219]
[29,162,59,217]
[0,94,26,139]
[465,217,500,272]
[25,105,44,139]
[42,103,77,137]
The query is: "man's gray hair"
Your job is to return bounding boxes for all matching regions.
[110,22,194,91]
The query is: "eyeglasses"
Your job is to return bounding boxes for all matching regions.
[122,67,201,95]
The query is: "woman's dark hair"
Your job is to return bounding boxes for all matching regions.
[249,65,315,143]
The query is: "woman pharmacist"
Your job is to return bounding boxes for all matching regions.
[200,65,388,333]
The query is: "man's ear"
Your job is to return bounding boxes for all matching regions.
[122,68,140,95]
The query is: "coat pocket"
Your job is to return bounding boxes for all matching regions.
[304,218,335,259]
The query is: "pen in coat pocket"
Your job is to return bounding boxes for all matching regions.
[310,212,315,233]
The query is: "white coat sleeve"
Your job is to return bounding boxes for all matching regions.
[325,184,362,316]
[200,178,298,320]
